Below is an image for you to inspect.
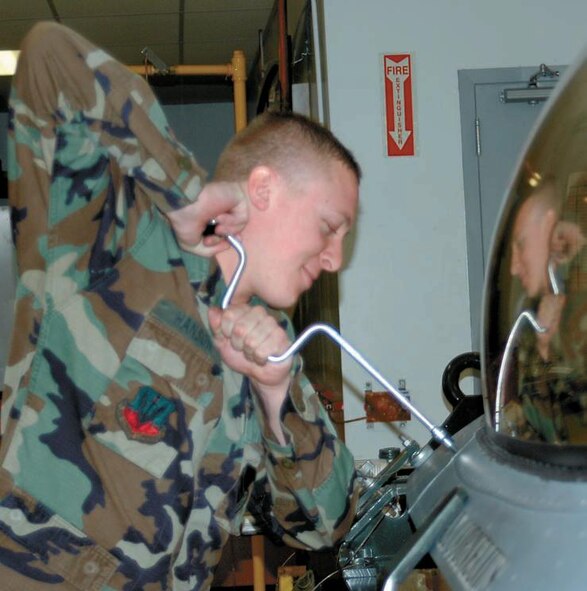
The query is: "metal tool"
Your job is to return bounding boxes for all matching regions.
[220,233,456,452]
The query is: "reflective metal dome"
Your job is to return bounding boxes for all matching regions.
[483,48,587,465]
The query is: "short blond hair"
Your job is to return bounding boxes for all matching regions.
[214,111,361,185]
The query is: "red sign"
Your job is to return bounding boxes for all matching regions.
[384,54,415,157]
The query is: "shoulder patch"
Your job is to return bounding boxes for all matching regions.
[117,386,175,443]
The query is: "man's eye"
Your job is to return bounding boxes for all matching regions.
[322,222,336,235]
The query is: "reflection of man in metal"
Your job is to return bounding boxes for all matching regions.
[510,180,565,361]
[511,182,558,297]
[511,180,587,360]
[507,177,587,442]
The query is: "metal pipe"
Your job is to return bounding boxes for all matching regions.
[277,0,290,110]
[128,63,232,76]
[230,50,248,132]
[251,535,265,591]
[128,50,248,133]
[270,322,455,451]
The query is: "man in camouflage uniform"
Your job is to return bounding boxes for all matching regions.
[506,179,587,443]
[1,22,360,590]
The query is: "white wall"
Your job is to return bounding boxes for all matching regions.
[321,0,587,458]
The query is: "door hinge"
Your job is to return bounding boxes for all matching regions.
[475,117,481,156]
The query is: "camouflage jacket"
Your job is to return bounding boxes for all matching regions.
[0,22,357,591]
[512,292,587,443]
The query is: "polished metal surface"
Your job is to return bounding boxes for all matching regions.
[483,42,587,457]
[340,43,587,591]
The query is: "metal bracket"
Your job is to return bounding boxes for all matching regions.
[500,63,560,104]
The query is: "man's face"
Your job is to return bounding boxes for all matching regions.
[240,159,359,309]
[510,194,556,298]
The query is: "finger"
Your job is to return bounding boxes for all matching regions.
[222,307,271,360]
[219,306,254,350]
[203,185,245,214]
[201,234,232,252]
[208,307,223,334]
[244,315,289,365]
[214,219,247,238]
[187,238,231,257]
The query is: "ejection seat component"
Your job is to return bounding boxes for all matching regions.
[380,489,467,591]
[438,352,484,440]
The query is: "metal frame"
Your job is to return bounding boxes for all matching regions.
[128,50,248,132]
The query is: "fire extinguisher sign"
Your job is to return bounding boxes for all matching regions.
[384,54,415,157]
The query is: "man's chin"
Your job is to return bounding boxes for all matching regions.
[265,289,304,311]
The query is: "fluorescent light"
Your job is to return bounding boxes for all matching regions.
[0,51,20,76]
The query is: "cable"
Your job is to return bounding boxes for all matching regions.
[331,415,367,425]
[294,570,316,591]
[280,551,296,568]
[309,567,347,591]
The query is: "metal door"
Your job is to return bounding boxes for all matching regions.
[459,65,563,349]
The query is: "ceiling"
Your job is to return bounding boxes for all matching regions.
[0,0,277,106]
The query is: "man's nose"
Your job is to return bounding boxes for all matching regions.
[320,239,344,272]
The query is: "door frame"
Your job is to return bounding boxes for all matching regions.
[458,65,560,350]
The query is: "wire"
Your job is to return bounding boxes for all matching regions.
[309,567,348,591]
[331,415,367,425]
[294,570,316,591]
[280,551,296,568]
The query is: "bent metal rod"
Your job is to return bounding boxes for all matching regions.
[221,234,456,453]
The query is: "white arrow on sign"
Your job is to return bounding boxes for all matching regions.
[386,56,412,150]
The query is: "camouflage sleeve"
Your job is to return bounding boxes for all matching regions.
[12,21,206,215]
[248,308,359,549]
[250,368,358,549]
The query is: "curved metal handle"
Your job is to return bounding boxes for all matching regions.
[221,235,246,310]
[495,310,546,430]
[268,322,455,451]
[494,260,559,430]
[221,234,456,452]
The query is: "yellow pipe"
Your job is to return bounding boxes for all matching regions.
[230,50,247,132]
[251,534,265,591]
[128,64,232,77]
[128,51,248,132]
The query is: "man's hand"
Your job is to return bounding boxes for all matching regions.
[536,293,566,361]
[167,181,248,256]
[551,220,586,264]
[208,304,293,443]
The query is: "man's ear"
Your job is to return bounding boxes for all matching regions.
[543,208,558,233]
[247,165,276,211]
